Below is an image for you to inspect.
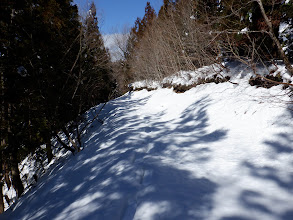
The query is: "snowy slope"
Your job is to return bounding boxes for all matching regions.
[3,67,293,220]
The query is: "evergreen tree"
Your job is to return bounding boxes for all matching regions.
[77,2,113,112]
[124,2,156,82]
[0,0,81,211]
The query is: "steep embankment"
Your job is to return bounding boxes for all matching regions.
[4,65,293,220]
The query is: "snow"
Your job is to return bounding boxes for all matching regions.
[279,23,290,35]
[279,21,293,55]
[132,64,226,89]
[3,64,293,220]
[133,62,293,89]
[239,27,249,34]
[190,15,196,20]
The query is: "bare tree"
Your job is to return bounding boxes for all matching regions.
[255,0,293,75]
[127,0,221,82]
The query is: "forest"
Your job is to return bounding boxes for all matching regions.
[0,0,293,214]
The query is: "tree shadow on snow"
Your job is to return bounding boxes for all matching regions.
[237,106,293,220]
[6,92,227,220]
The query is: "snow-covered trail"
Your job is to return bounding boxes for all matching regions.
[4,80,293,220]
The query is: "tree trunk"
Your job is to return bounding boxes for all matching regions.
[0,182,4,214]
[8,133,24,198]
[46,142,53,163]
[256,0,293,75]
[10,154,24,198]
[0,69,5,152]
[2,162,11,190]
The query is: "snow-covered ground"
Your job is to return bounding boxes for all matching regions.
[3,64,293,220]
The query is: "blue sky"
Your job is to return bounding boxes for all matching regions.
[73,0,162,34]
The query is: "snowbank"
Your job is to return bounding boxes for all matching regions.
[3,63,293,220]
